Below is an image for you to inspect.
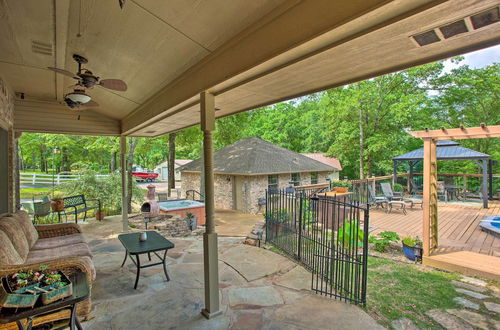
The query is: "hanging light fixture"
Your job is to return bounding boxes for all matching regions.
[65,89,91,104]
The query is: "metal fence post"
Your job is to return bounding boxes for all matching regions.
[297,194,303,261]
[361,206,369,306]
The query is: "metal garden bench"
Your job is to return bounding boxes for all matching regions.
[62,195,101,223]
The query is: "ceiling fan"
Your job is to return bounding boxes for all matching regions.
[48,54,127,109]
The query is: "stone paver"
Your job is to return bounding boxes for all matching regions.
[220,244,295,281]
[484,301,500,314]
[272,265,311,291]
[447,309,491,330]
[460,276,488,287]
[426,309,473,330]
[453,297,480,310]
[452,280,488,293]
[391,317,419,330]
[227,286,284,309]
[79,215,384,329]
[455,288,489,300]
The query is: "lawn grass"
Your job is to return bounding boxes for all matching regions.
[366,256,460,328]
[20,187,60,199]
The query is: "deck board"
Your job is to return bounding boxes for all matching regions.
[369,201,500,256]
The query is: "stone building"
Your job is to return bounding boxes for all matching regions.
[179,137,340,214]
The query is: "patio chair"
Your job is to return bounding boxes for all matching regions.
[33,200,54,223]
[436,181,448,202]
[380,182,404,201]
[410,180,422,196]
[367,185,388,209]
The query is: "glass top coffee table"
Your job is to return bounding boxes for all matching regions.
[118,231,175,289]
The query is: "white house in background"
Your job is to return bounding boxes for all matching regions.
[154,159,192,181]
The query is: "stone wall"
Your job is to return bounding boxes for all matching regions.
[180,171,233,210]
[0,76,15,213]
[181,170,337,215]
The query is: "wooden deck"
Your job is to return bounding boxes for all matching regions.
[369,201,500,257]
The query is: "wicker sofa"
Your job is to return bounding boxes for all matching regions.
[0,211,95,329]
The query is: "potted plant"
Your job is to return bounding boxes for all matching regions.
[331,180,351,193]
[95,207,107,221]
[401,236,423,261]
[185,212,197,231]
[50,193,64,212]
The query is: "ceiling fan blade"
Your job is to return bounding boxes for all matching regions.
[99,79,127,91]
[47,67,78,79]
[85,100,99,107]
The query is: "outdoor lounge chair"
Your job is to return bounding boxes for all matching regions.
[410,180,422,195]
[436,181,448,202]
[380,182,404,201]
[367,185,388,209]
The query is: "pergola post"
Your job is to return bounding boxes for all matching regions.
[408,161,414,193]
[422,138,438,257]
[481,159,488,208]
[120,136,128,232]
[200,91,221,319]
[392,160,397,186]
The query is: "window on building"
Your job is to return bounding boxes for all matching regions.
[268,175,278,191]
[290,173,301,186]
[310,172,318,184]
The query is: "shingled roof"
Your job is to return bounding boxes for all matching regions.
[178,137,337,175]
[393,140,490,161]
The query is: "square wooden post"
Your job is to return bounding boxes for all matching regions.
[120,136,128,232]
[200,91,221,319]
[422,138,438,256]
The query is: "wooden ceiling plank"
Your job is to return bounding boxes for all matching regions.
[54,0,70,102]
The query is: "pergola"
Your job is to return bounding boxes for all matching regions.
[408,125,500,257]
[1,0,500,321]
[392,140,491,208]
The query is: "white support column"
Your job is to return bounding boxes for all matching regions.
[120,136,128,232]
[200,91,221,319]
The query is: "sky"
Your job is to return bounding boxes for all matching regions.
[443,44,500,72]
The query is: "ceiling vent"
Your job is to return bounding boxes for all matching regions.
[31,40,53,56]
[413,30,440,46]
[470,7,500,29]
[411,6,500,47]
[439,20,468,39]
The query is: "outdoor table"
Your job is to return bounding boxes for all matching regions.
[0,272,89,330]
[445,185,464,200]
[118,231,175,289]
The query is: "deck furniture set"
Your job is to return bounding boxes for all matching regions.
[27,194,100,224]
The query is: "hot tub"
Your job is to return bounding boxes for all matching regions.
[479,216,500,237]
[158,199,206,226]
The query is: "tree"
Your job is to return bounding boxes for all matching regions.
[127,137,139,213]
[168,133,176,196]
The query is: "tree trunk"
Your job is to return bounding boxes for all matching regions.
[61,147,70,172]
[359,105,365,180]
[127,137,139,213]
[168,133,176,197]
[110,151,117,172]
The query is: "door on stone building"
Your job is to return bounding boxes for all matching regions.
[233,176,244,212]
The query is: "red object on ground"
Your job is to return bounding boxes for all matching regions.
[132,172,159,180]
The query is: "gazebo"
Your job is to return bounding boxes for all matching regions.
[392,140,491,208]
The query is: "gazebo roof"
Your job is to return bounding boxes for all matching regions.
[393,140,490,161]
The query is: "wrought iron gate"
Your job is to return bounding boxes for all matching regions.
[265,189,369,305]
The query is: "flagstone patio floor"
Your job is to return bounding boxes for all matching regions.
[80,216,382,329]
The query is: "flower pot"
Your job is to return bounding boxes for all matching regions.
[95,210,106,221]
[402,242,423,261]
[50,199,64,212]
[334,187,349,193]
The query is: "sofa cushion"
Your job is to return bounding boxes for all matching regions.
[32,233,87,250]
[0,230,24,265]
[0,217,30,261]
[26,243,92,264]
[12,211,39,248]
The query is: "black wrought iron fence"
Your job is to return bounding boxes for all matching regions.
[265,189,369,305]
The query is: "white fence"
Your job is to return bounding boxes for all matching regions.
[20,172,109,186]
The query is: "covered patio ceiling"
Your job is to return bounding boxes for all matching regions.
[2,0,500,137]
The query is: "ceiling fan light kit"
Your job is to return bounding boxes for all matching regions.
[48,53,128,110]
